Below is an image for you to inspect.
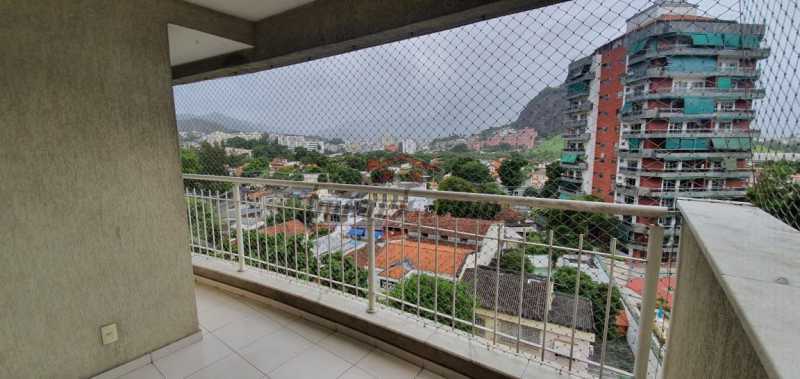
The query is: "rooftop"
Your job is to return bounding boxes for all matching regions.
[353,239,475,280]
[461,267,595,332]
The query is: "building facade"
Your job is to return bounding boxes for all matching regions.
[560,1,768,258]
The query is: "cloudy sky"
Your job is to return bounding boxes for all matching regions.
[173,0,795,144]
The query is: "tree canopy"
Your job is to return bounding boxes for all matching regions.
[748,161,800,230]
[434,176,501,219]
[553,266,623,337]
[451,159,492,184]
[498,154,528,189]
[387,273,476,331]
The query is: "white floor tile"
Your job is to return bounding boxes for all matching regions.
[186,354,265,379]
[211,314,283,350]
[197,301,264,331]
[338,366,377,379]
[356,350,422,379]
[269,346,352,379]
[117,364,163,379]
[317,332,374,364]
[286,317,335,342]
[238,329,314,373]
[153,334,233,378]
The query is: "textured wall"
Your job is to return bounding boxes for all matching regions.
[0,1,198,377]
[662,229,769,379]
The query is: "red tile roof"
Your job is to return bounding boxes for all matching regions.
[627,276,676,308]
[354,239,475,280]
[386,211,495,240]
[261,219,308,238]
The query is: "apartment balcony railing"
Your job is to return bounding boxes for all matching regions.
[620,107,755,122]
[564,131,591,141]
[616,183,748,199]
[621,127,759,139]
[560,175,584,184]
[183,174,668,379]
[623,66,760,83]
[565,102,593,113]
[564,118,589,129]
[628,44,771,65]
[618,149,752,160]
[617,166,752,179]
[625,87,766,102]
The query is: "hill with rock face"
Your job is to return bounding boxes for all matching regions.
[512,85,567,138]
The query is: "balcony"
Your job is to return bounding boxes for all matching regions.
[618,149,752,160]
[620,108,755,122]
[181,174,669,379]
[617,183,748,199]
[565,102,593,113]
[621,127,759,139]
[617,166,752,179]
[624,66,760,83]
[564,131,591,141]
[627,45,771,65]
[625,87,766,102]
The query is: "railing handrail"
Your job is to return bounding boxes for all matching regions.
[183,174,667,218]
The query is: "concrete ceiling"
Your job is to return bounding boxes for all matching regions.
[168,24,252,66]
[183,0,316,22]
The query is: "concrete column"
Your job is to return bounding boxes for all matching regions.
[0,1,198,377]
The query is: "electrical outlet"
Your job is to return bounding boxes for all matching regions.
[100,323,118,345]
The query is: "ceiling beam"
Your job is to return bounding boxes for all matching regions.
[165,0,256,46]
[172,0,565,84]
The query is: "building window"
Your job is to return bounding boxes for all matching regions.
[665,161,679,171]
[718,101,735,112]
[718,122,733,131]
[663,179,676,190]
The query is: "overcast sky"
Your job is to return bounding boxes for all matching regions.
[173,0,795,144]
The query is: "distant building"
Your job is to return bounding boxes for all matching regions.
[469,127,538,151]
[204,131,262,144]
[224,147,252,157]
[399,139,417,154]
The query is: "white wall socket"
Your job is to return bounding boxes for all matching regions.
[100,323,118,345]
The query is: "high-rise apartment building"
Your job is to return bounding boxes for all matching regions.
[559,0,769,258]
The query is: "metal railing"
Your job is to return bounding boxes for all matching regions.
[183,174,667,379]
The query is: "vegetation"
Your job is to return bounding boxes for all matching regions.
[498,153,528,190]
[434,176,501,219]
[451,159,492,184]
[498,248,534,274]
[387,273,476,332]
[553,267,623,337]
[538,161,563,199]
[748,161,800,229]
[524,135,564,163]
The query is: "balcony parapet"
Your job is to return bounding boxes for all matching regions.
[665,199,800,378]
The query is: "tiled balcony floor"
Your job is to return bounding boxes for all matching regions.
[118,283,443,379]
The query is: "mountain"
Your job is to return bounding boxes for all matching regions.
[511,85,567,137]
[176,113,261,134]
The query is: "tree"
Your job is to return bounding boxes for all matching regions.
[388,273,476,331]
[242,158,267,177]
[341,154,368,171]
[370,168,395,184]
[180,148,200,174]
[399,167,424,182]
[434,176,501,219]
[451,159,492,184]
[523,186,539,197]
[539,161,563,199]
[536,194,624,253]
[318,252,369,296]
[748,161,800,230]
[185,142,231,192]
[498,248,534,274]
[498,154,528,190]
[326,163,362,184]
[552,266,623,337]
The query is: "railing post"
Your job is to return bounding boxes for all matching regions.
[233,183,245,272]
[634,225,664,379]
[366,194,377,314]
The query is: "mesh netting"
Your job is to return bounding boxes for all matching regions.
[175,1,799,377]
